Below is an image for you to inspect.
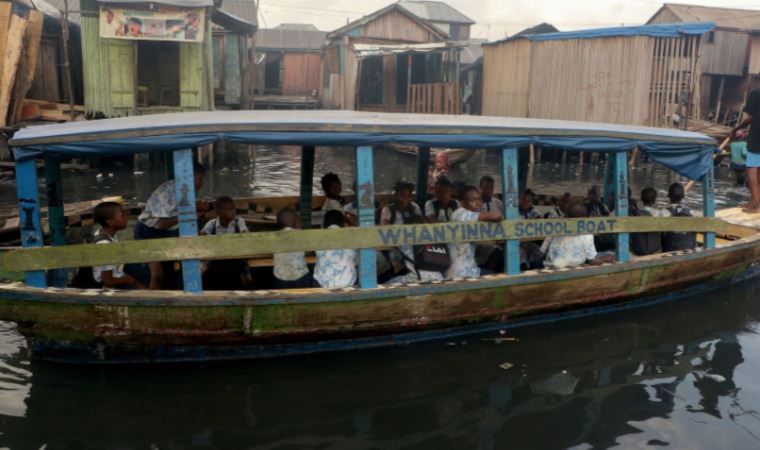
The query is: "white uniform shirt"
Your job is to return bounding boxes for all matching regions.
[541,234,597,269]
[314,225,357,288]
[138,180,179,230]
[273,227,310,281]
[446,208,481,279]
[92,230,125,283]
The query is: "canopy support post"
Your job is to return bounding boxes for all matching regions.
[501,147,520,275]
[15,158,46,288]
[173,149,202,294]
[415,146,430,208]
[614,152,630,262]
[702,166,716,249]
[355,146,377,289]
[603,155,615,205]
[299,145,315,229]
[44,157,68,287]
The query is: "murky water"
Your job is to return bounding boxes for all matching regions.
[0,146,757,448]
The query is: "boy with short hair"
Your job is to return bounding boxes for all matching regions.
[540,202,615,269]
[630,188,663,256]
[92,202,146,289]
[425,177,459,222]
[320,172,356,225]
[584,186,610,217]
[661,182,697,251]
[201,196,253,289]
[545,192,572,219]
[380,181,423,225]
[447,186,503,279]
[518,189,542,219]
[273,208,312,289]
[479,176,503,213]
[640,188,662,217]
[314,210,357,288]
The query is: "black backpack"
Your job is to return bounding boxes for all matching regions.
[209,218,241,235]
[662,205,697,251]
[629,208,662,256]
[70,233,113,288]
[431,199,459,221]
[388,204,451,277]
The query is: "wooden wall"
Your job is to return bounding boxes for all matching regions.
[282,53,322,95]
[27,37,61,101]
[700,30,747,76]
[748,35,760,75]
[362,10,439,43]
[482,39,532,117]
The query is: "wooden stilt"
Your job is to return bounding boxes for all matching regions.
[299,146,315,229]
[529,144,535,165]
[702,165,716,249]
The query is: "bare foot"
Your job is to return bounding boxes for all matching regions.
[741,206,760,214]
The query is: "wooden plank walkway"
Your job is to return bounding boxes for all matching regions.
[717,207,760,230]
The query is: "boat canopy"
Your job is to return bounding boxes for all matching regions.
[10,111,718,179]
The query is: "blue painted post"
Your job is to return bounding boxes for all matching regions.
[355,145,377,289]
[299,146,315,229]
[15,158,46,288]
[501,148,520,275]
[415,146,431,208]
[702,166,716,249]
[614,152,630,262]
[172,149,203,293]
[44,157,68,287]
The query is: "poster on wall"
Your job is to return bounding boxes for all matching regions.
[99,5,204,42]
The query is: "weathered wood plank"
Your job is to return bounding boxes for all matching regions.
[0,14,27,127]
[502,147,520,275]
[0,2,11,81]
[173,149,202,293]
[10,10,43,124]
[14,158,46,286]
[703,165,716,249]
[4,217,748,272]
[614,151,629,262]
[355,145,377,288]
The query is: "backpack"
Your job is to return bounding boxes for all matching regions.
[389,204,451,277]
[662,205,696,251]
[431,199,459,221]
[70,233,113,288]
[629,208,662,256]
[209,217,241,235]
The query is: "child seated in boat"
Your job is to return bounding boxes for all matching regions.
[92,202,146,289]
[425,177,459,222]
[545,192,572,219]
[640,188,662,217]
[380,181,425,277]
[585,186,615,253]
[447,186,503,279]
[629,187,663,256]
[320,172,356,225]
[518,189,544,269]
[661,182,697,252]
[540,202,615,269]
[314,210,357,288]
[200,196,253,290]
[479,176,503,213]
[273,208,313,289]
[519,189,542,219]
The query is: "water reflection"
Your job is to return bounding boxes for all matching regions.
[0,281,756,448]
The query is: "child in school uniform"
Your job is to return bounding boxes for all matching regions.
[425,177,459,223]
[201,196,253,289]
[479,176,503,213]
[661,182,697,252]
[273,208,313,289]
[320,172,356,225]
[380,181,425,278]
[448,186,503,279]
[541,202,615,269]
[314,210,357,288]
[92,202,146,289]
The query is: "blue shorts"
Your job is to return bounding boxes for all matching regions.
[747,151,760,168]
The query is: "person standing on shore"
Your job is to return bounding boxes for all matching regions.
[729,88,760,213]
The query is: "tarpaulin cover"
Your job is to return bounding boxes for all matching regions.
[96,0,213,7]
[524,22,715,41]
[10,110,718,180]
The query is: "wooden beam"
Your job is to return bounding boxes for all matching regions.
[614,152,630,262]
[703,165,716,249]
[415,146,430,207]
[299,145,315,229]
[501,147,520,275]
[14,158,46,286]
[0,14,27,127]
[173,149,203,293]
[0,2,12,81]
[355,145,377,289]
[44,157,68,287]
[10,10,44,125]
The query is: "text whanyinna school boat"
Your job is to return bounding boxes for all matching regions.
[1,110,759,364]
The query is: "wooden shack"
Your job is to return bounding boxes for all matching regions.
[322,2,462,114]
[79,0,254,117]
[648,4,757,122]
[252,23,325,109]
[482,23,713,128]
[212,0,257,109]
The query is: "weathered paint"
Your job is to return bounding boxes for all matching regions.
[173,149,202,293]
[15,158,46,287]
[299,146,315,229]
[415,146,430,207]
[614,151,630,262]
[4,216,746,272]
[356,145,377,288]
[0,236,758,363]
[703,165,716,249]
[44,157,68,287]
[501,147,520,275]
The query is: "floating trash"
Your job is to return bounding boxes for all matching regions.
[499,362,514,370]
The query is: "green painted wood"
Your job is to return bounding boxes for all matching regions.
[108,40,135,112]
[703,166,716,249]
[501,147,520,275]
[81,0,113,116]
[299,146,315,229]
[415,146,430,207]
[15,159,46,287]
[223,32,241,105]
[44,157,68,287]
[173,149,203,293]
[4,217,742,273]
[614,151,630,262]
[180,42,204,110]
[355,145,377,289]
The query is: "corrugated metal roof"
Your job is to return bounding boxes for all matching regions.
[399,0,474,25]
[652,3,760,29]
[275,23,319,31]
[514,22,559,37]
[256,28,326,51]
[328,3,448,40]
[219,0,258,28]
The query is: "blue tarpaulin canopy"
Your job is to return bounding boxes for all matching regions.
[485,22,715,45]
[10,110,718,179]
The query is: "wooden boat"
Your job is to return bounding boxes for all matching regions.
[0,110,758,364]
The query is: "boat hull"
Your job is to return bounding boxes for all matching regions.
[1,236,759,363]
